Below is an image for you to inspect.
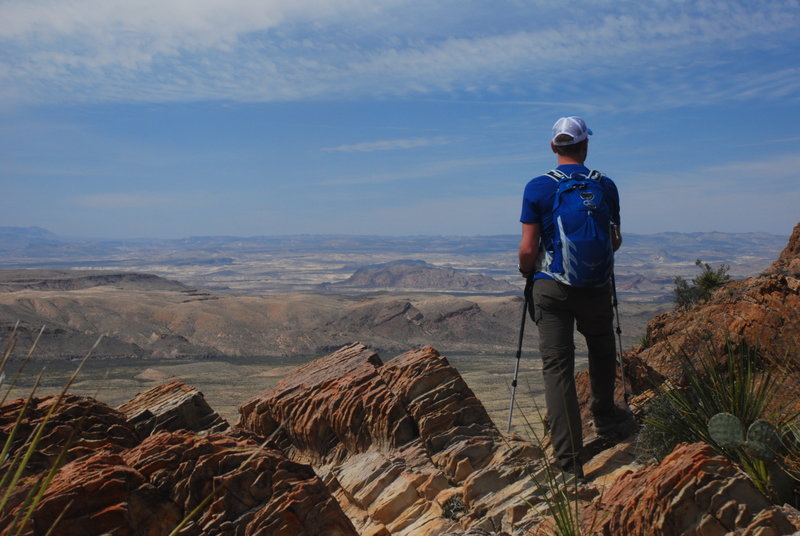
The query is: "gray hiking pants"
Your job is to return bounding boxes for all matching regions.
[532,278,617,470]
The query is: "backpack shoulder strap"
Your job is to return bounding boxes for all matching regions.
[546,169,569,182]
[587,170,605,180]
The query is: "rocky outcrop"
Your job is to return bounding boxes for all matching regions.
[0,394,140,475]
[117,380,229,436]
[3,339,798,535]
[12,432,359,536]
[767,222,800,276]
[238,343,546,535]
[621,221,800,391]
[597,442,800,535]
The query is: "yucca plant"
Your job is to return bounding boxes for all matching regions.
[638,338,800,503]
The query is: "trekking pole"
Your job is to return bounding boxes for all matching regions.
[507,277,533,434]
[611,272,631,406]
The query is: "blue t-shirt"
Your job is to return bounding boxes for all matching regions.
[520,164,620,280]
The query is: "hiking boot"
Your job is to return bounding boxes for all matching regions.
[560,461,586,485]
[593,405,636,437]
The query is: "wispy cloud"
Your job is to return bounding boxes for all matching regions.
[323,136,449,152]
[623,153,800,197]
[1,1,798,108]
[320,152,537,186]
[74,192,211,209]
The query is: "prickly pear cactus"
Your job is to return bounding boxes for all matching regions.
[708,412,744,449]
[746,420,781,461]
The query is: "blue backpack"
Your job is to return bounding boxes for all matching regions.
[541,169,615,287]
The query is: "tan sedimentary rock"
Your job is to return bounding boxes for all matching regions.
[117,380,228,436]
[596,442,800,536]
[238,343,546,535]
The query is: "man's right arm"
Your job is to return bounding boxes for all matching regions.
[518,222,540,277]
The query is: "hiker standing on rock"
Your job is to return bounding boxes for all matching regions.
[517,116,632,479]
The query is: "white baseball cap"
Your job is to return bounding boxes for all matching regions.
[551,116,593,146]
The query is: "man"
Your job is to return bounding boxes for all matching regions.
[518,116,631,478]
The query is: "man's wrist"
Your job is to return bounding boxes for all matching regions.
[518,264,534,278]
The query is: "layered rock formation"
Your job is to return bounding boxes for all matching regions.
[596,442,800,535]
[24,432,358,536]
[0,394,140,475]
[0,390,358,536]
[238,343,546,535]
[3,341,799,535]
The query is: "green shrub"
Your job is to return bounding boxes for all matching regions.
[673,259,731,309]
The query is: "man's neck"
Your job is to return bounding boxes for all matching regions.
[557,155,585,166]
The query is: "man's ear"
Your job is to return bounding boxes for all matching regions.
[550,142,558,154]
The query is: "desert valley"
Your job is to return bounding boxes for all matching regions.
[0,227,788,424]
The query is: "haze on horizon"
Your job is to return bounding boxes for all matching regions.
[1,1,799,240]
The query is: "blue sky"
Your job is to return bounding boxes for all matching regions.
[1,0,799,239]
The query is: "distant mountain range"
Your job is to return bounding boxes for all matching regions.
[0,226,790,257]
[0,225,791,298]
[0,224,794,359]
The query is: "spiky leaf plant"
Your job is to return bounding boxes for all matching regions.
[638,338,799,503]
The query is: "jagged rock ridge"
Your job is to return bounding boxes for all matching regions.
[3,340,799,534]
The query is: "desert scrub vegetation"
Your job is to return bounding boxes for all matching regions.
[673,258,731,309]
[636,339,800,505]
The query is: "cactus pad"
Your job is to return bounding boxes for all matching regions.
[746,420,781,461]
[708,412,744,449]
